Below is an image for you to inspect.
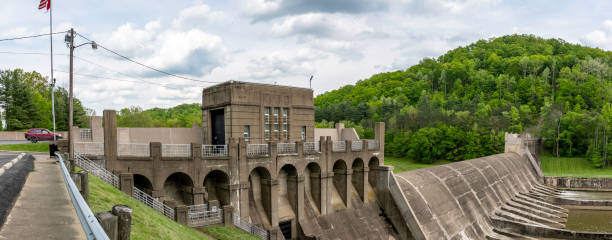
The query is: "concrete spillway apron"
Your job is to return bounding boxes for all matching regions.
[0,154,86,240]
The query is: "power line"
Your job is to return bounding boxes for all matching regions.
[54,69,183,90]
[75,32,221,84]
[72,55,185,89]
[0,31,68,42]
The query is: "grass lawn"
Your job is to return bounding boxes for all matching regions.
[0,142,49,152]
[202,225,262,240]
[88,171,213,240]
[540,155,612,178]
[384,156,452,173]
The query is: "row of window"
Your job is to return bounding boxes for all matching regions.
[242,125,306,141]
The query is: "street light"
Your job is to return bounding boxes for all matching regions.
[63,28,97,163]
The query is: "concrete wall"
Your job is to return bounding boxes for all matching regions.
[202,81,315,144]
[544,176,612,190]
[117,127,202,144]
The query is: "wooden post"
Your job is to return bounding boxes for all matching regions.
[95,211,118,240]
[112,205,132,240]
[78,170,89,203]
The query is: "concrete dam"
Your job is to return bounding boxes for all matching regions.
[376,134,612,240]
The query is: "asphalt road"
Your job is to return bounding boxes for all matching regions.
[0,141,31,145]
[0,153,33,228]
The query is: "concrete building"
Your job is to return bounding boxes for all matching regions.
[67,81,391,240]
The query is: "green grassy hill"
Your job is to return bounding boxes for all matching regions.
[88,171,259,240]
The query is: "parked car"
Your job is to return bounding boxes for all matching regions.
[24,128,62,143]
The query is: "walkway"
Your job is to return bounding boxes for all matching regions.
[0,154,85,240]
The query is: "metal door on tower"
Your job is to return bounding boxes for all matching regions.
[210,109,225,145]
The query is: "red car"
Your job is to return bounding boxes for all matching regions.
[24,128,62,143]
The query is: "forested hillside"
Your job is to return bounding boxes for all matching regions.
[0,69,90,131]
[315,35,612,166]
[116,103,201,128]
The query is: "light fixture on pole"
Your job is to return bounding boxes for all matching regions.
[64,28,97,161]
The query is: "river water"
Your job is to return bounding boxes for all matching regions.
[561,190,612,232]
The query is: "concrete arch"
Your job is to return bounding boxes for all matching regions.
[278,164,298,224]
[249,167,273,227]
[163,172,194,205]
[304,162,322,214]
[134,174,154,195]
[332,159,348,209]
[351,158,365,202]
[368,157,380,187]
[203,170,230,207]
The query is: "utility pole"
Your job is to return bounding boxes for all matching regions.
[68,28,74,160]
[51,78,56,142]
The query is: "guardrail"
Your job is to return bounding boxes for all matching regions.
[187,204,223,227]
[75,153,119,188]
[202,145,228,157]
[233,213,269,240]
[303,141,319,153]
[56,153,110,240]
[367,140,379,150]
[118,143,150,157]
[133,187,175,219]
[332,141,346,152]
[74,142,104,156]
[277,143,296,154]
[79,128,92,139]
[247,144,269,156]
[351,140,363,151]
[162,144,192,157]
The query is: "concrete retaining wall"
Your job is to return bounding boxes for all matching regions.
[544,176,612,190]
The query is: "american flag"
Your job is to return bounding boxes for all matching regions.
[38,0,50,11]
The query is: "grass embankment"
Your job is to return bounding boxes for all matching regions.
[88,171,261,239]
[0,142,49,152]
[384,156,452,173]
[541,155,612,178]
[88,172,211,240]
[202,226,261,240]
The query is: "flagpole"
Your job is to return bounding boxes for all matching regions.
[49,0,57,142]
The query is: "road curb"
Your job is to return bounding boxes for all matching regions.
[0,153,26,176]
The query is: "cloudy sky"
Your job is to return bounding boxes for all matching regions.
[1,0,611,114]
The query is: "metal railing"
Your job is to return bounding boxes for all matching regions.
[133,187,175,219]
[74,142,104,156]
[367,140,379,150]
[74,153,175,220]
[277,143,296,154]
[118,143,150,157]
[351,140,363,151]
[56,153,110,240]
[247,144,269,156]
[75,153,119,188]
[202,145,228,157]
[187,204,223,227]
[233,214,269,240]
[161,144,191,157]
[303,141,320,153]
[79,128,92,139]
[332,141,346,152]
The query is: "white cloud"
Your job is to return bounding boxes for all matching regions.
[582,20,612,50]
[243,0,389,21]
[271,13,373,39]
[172,4,225,29]
[245,48,325,80]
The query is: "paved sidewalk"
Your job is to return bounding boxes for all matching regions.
[0,154,85,240]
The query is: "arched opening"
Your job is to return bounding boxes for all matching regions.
[203,170,230,207]
[278,164,298,239]
[134,174,153,195]
[368,157,379,187]
[249,167,272,227]
[304,162,321,214]
[163,172,194,205]
[332,160,348,209]
[351,158,365,202]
